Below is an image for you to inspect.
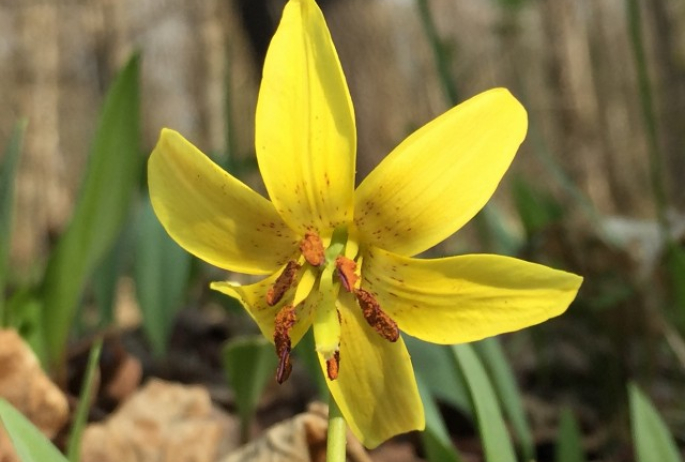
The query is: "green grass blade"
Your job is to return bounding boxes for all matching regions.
[0,398,69,462]
[222,336,278,442]
[91,228,130,329]
[629,383,681,462]
[417,376,465,462]
[555,407,586,462]
[0,119,27,323]
[512,176,563,237]
[41,54,141,370]
[452,343,517,462]
[473,337,534,461]
[66,337,102,462]
[134,197,191,356]
[406,336,470,412]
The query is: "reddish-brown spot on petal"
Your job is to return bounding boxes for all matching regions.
[300,231,325,266]
[326,350,340,380]
[274,304,296,383]
[354,289,399,342]
[266,261,301,306]
[335,256,358,292]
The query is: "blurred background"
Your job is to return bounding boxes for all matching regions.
[1,0,685,460]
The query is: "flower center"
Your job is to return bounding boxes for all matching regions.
[269,227,399,384]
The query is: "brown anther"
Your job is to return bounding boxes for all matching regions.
[300,231,325,266]
[274,304,297,383]
[326,350,341,380]
[354,288,400,342]
[276,348,292,384]
[266,260,301,306]
[335,256,358,292]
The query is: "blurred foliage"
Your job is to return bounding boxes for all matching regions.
[66,338,102,462]
[134,197,192,356]
[556,408,587,462]
[41,53,142,371]
[222,336,278,443]
[629,384,681,462]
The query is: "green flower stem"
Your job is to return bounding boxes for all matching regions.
[327,392,347,462]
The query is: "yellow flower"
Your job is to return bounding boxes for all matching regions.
[148,0,582,448]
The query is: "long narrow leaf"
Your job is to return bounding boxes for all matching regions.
[452,344,517,462]
[473,337,534,461]
[0,399,68,462]
[629,383,681,462]
[0,120,27,322]
[406,336,470,412]
[134,197,191,356]
[222,336,278,442]
[417,376,464,462]
[555,407,586,462]
[41,54,141,370]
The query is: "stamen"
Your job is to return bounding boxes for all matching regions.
[354,289,399,342]
[300,231,325,266]
[274,304,296,383]
[335,256,358,292]
[326,350,341,380]
[266,261,301,306]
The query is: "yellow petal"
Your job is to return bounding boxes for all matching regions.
[354,88,527,256]
[315,292,425,449]
[149,129,299,275]
[256,0,356,236]
[362,246,582,344]
[210,265,317,346]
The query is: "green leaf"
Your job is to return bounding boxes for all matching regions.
[555,407,586,462]
[406,336,470,412]
[451,343,517,462]
[222,336,278,442]
[512,176,563,236]
[473,337,534,461]
[0,399,69,462]
[417,376,465,462]
[0,119,27,322]
[134,197,191,356]
[629,383,681,462]
[91,221,133,329]
[66,337,102,462]
[41,54,141,370]
[5,290,47,364]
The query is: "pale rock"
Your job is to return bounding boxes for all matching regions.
[80,379,239,462]
[0,329,69,462]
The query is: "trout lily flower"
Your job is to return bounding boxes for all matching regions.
[148,0,582,448]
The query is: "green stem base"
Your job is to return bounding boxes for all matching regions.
[327,392,347,462]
